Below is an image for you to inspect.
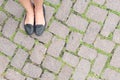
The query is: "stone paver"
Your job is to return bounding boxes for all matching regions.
[2,18,19,38]
[86,6,108,23]
[100,13,120,37]
[66,13,88,31]
[78,45,97,60]
[40,71,55,80]
[0,37,17,56]
[66,32,83,52]
[103,68,120,80]
[94,37,115,53]
[92,54,108,75]
[62,52,79,67]
[55,0,72,21]
[42,56,62,73]
[11,49,28,69]
[1,0,120,80]
[110,46,120,68]
[72,59,91,80]
[47,37,65,57]
[23,63,42,78]
[5,69,25,80]
[73,0,90,14]
[0,55,9,75]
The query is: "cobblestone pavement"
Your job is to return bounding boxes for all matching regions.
[0,0,120,80]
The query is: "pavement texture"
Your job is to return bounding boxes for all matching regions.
[0,0,120,80]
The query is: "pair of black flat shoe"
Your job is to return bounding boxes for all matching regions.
[24,6,46,36]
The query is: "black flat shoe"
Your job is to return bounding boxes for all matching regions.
[34,5,46,36]
[24,24,34,35]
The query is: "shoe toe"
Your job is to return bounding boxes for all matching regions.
[24,24,34,35]
[35,25,45,36]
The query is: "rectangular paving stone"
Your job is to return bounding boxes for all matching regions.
[5,69,25,80]
[100,13,120,37]
[26,78,33,80]
[30,43,47,64]
[0,55,9,75]
[47,37,65,57]
[32,31,53,44]
[55,0,72,21]
[113,29,120,44]
[2,18,18,38]
[103,68,120,80]
[23,63,42,78]
[66,13,88,31]
[83,22,101,44]
[49,21,69,39]
[72,59,90,80]
[62,52,79,67]
[0,37,17,56]
[110,46,120,68]
[66,32,83,52]
[5,0,24,18]
[42,56,62,73]
[86,6,108,23]
[94,37,115,53]
[93,0,105,5]
[11,49,28,69]
[0,11,7,24]
[14,31,34,50]
[73,0,90,14]
[106,0,120,12]
[92,54,107,75]
[78,45,97,60]
[40,71,55,80]
[58,65,73,80]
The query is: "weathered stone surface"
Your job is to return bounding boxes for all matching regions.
[0,37,17,56]
[62,52,79,67]
[101,13,120,37]
[66,32,83,52]
[113,29,120,44]
[5,69,25,80]
[78,45,97,60]
[42,56,62,73]
[73,59,90,80]
[94,37,115,53]
[93,0,105,5]
[66,13,88,31]
[46,0,60,5]
[5,0,24,18]
[40,71,55,80]
[74,0,90,14]
[106,0,120,12]
[30,43,47,64]
[92,54,108,75]
[0,55,9,75]
[83,22,101,44]
[14,31,34,50]
[0,0,4,6]
[55,0,72,21]
[58,65,73,80]
[2,18,18,38]
[86,6,108,23]
[103,68,120,80]
[49,21,69,38]
[0,11,7,24]
[23,63,42,78]
[11,49,28,69]
[110,46,120,68]
[47,37,65,57]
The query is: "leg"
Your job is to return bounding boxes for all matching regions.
[19,0,34,25]
[33,0,45,25]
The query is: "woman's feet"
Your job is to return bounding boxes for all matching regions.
[24,5,46,36]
